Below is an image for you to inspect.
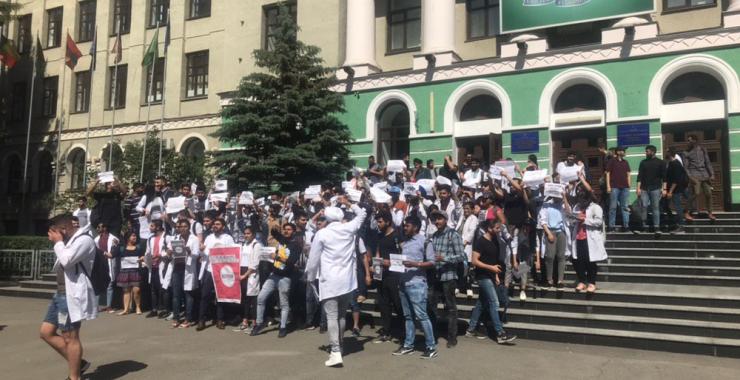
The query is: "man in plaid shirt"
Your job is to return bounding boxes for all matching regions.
[429,209,466,348]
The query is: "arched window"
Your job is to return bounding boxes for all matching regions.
[101,143,123,171]
[377,102,410,163]
[68,148,86,190]
[181,137,206,158]
[37,151,54,193]
[459,94,502,121]
[554,84,606,113]
[663,72,725,104]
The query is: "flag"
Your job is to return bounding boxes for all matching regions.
[89,27,97,71]
[34,36,46,75]
[163,14,170,55]
[0,35,20,69]
[111,30,122,64]
[65,33,82,69]
[141,29,159,67]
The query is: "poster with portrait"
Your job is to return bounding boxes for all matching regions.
[209,246,242,303]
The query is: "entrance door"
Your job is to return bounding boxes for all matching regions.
[551,128,606,199]
[662,121,728,211]
[456,134,502,166]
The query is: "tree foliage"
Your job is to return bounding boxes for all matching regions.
[211,1,352,194]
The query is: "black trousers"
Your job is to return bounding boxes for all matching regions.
[199,271,224,322]
[429,279,458,342]
[149,267,165,312]
[376,275,402,334]
[573,239,598,285]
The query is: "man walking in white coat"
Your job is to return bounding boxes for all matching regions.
[305,195,367,367]
[40,214,97,380]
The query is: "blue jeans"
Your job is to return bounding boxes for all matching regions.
[306,280,327,327]
[608,188,630,228]
[43,293,81,332]
[399,280,436,350]
[256,273,291,328]
[171,267,195,322]
[640,188,662,227]
[467,277,504,335]
[671,188,690,226]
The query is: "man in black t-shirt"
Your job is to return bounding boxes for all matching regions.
[465,220,517,344]
[373,211,403,343]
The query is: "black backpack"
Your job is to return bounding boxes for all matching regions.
[74,234,111,296]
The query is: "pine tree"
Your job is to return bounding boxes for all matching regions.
[212,1,352,194]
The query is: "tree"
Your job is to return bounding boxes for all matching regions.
[212,1,352,194]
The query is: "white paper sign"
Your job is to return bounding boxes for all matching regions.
[341,181,352,190]
[389,254,407,273]
[372,257,383,281]
[214,180,228,192]
[386,160,406,173]
[258,246,276,262]
[121,256,140,269]
[403,183,418,195]
[522,169,548,187]
[416,179,435,194]
[372,181,388,190]
[165,196,186,214]
[494,161,516,178]
[307,185,322,194]
[238,191,254,205]
[544,183,565,198]
[97,171,114,183]
[489,166,502,180]
[191,183,197,195]
[370,187,391,204]
[558,165,581,184]
[347,188,363,203]
[435,175,452,187]
[210,192,228,203]
[138,216,151,238]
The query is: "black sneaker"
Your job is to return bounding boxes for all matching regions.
[146,311,158,318]
[278,328,288,338]
[620,226,629,233]
[373,334,391,343]
[392,346,414,356]
[319,325,327,334]
[672,226,685,234]
[632,229,641,235]
[606,227,615,233]
[250,323,265,336]
[465,330,487,340]
[496,331,517,344]
[446,339,457,348]
[352,328,360,338]
[80,359,91,374]
[655,231,662,239]
[420,348,438,359]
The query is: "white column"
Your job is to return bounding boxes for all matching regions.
[342,0,378,73]
[421,0,455,54]
[728,0,740,12]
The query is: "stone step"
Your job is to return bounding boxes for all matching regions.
[40,274,56,282]
[606,232,740,241]
[0,286,55,300]
[563,271,740,287]
[605,239,739,250]
[587,263,740,277]
[19,280,57,290]
[604,247,740,258]
[606,256,740,267]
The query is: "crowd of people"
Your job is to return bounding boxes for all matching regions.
[41,137,714,377]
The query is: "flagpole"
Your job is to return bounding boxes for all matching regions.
[109,26,121,166]
[83,26,97,188]
[23,33,40,202]
[157,11,170,175]
[54,60,68,209]
[140,21,159,183]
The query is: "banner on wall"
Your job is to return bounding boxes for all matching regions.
[209,246,242,303]
[511,131,540,154]
[501,0,655,34]
[617,123,650,147]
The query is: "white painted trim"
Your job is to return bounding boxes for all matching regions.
[660,101,726,124]
[413,132,453,139]
[539,68,619,129]
[176,133,210,154]
[443,79,513,135]
[503,124,542,131]
[65,143,87,160]
[410,149,453,155]
[454,119,502,137]
[365,90,418,145]
[648,54,740,118]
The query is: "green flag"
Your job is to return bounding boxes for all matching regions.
[141,29,159,67]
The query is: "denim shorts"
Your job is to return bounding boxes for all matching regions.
[43,293,81,332]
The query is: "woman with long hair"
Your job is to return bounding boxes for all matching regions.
[566,180,607,294]
[116,231,144,315]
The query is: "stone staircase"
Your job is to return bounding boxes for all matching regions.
[360,212,740,358]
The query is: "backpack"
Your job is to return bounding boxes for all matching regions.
[74,234,111,296]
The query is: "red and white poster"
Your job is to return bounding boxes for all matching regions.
[209,246,242,303]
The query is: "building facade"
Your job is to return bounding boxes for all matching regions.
[335,0,740,212]
[0,0,344,234]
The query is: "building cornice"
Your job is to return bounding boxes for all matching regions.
[332,27,740,93]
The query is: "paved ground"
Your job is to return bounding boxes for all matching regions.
[1,296,740,380]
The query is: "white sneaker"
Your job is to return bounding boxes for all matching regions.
[519,290,527,301]
[325,351,343,367]
[466,289,474,298]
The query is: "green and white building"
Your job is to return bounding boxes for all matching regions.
[334,0,740,211]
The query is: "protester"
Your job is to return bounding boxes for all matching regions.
[605,146,631,232]
[636,145,666,237]
[372,211,404,343]
[94,223,119,312]
[40,214,97,380]
[197,218,235,331]
[72,197,91,229]
[665,147,691,234]
[684,135,716,221]
[236,226,262,332]
[167,219,201,328]
[116,231,144,315]
[145,220,170,318]
[566,181,607,293]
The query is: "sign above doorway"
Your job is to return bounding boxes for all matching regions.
[617,123,650,147]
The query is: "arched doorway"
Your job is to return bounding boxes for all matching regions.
[550,83,607,195]
[377,101,410,164]
[181,137,206,158]
[455,94,503,166]
[661,71,728,211]
[67,148,86,190]
[36,151,54,193]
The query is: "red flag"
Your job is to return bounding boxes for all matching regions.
[0,35,20,69]
[65,33,82,69]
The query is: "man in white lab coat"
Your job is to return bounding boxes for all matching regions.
[40,214,97,380]
[305,195,367,367]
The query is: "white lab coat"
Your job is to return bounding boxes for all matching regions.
[164,234,201,291]
[94,233,119,281]
[199,233,235,280]
[459,214,478,262]
[52,224,97,323]
[569,203,608,262]
[434,198,461,230]
[241,240,262,296]
[305,204,367,301]
[145,233,171,285]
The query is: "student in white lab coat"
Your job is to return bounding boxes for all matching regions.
[305,195,367,367]
[166,219,202,328]
[40,214,97,380]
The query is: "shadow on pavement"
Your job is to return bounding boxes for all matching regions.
[85,360,147,379]
[0,325,7,331]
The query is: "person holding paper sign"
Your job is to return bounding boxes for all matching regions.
[371,211,404,344]
[116,232,144,315]
[393,215,437,359]
[88,177,126,237]
[538,190,569,290]
[556,151,583,184]
[565,186,606,294]
[235,226,262,333]
[197,218,235,331]
[167,220,201,328]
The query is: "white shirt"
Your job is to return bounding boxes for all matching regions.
[203,232,235,273]
[72,208,91,229]
[305,204,367,301]
[464,169,483,186]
